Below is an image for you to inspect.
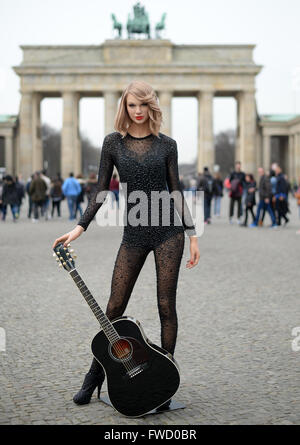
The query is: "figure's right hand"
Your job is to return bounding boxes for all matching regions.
[52,225,84,249]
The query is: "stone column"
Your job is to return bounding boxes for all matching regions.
[295,133,300,181]
[19,92,33,180]
[288,135,295,181]
[158,91,172,136]
[197,91,214,173]
[237,90,257,173]
[4,134,14,175]
[104,91,119,135]
[61,92,81,179]
[32,93,43,173]
[263,134,271,172]
[256,130,262,170]
[235,96,241,162]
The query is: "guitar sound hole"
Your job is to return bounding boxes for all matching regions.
[111,339,132,360]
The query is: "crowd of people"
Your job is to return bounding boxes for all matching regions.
[1,162,300,234]
[0,170,120,223]
[193,161,300,234]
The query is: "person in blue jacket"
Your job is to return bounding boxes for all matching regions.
[62,172,82,220]
[274,165,289,226]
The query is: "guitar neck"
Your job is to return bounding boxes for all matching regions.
[69,269,119,345]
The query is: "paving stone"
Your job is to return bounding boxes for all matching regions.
[1,195,300,425]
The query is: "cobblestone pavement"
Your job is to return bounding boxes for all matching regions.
[0,195,300,425]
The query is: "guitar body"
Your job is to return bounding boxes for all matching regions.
[91,316,180,417]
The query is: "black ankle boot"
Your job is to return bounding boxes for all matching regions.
[73,359,105,405]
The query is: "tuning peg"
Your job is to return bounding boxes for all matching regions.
[59,263,63,268]
[67,243,71,247]
[53,253,57,257]
[56,258,60,262]
[73,254,77,259]
[70,249,74,253]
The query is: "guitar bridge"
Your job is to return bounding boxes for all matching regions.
[125,362,148,379]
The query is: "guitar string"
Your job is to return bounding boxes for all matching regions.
[72,272,133,370]
[70,269,137,372]
[58,250,137,372]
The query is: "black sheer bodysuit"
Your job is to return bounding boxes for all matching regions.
[78,131,196,355]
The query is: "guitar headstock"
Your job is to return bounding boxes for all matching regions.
[53,242,76,272]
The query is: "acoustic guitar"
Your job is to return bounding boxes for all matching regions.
[53,242,180,417]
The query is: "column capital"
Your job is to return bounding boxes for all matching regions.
[236,89,256,99]
[20,90,34,96]
[157,90,174,97]
[199,89,215,93]
[61,90,80,98]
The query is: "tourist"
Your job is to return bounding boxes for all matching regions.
[85,172,98,204]
[29,171,47,222]
[212,172,223,217]
[0,177,3,219]
[40,170,52,220]
[229,161,245,224]
[25,174,34,219]
[197,166,214,224]
[242,174,256,227]
[15,175,25,218]
[294,176,300,219]
[75,174,86,218]
[274,165,289,226]
[179,175,185,193]
[62,172,82,220]
[50,177,64,218]
[250,167,277,228]
[1,175,19,222]
[109,173,120,209]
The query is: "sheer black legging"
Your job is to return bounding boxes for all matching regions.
[106,231,185,355]
[88,231,185,377]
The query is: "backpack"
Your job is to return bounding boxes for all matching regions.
[230,178,242,198]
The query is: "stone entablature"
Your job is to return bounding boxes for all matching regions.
[12,39,262,179]
[17,40,259,66]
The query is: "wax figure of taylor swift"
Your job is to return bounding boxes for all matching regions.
[53,80,200,410]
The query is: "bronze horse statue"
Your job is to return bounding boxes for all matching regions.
[155,13,167,39]
[126,2,151,39]
[111,13,122,38]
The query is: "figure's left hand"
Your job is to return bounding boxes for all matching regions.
[186,239,200,269]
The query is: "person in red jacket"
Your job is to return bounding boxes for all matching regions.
[109,173,120,209]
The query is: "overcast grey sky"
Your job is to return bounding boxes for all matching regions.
[1,0,300,163]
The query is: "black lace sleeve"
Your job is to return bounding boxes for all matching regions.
[77,135,114,231]
[166,140,197,237]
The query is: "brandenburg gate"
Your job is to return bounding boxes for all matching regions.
[13,39,262,179]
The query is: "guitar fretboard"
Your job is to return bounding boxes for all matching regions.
[70,269,119,345]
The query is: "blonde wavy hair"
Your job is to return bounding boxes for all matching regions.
[114,80,162,137]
